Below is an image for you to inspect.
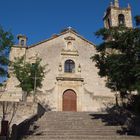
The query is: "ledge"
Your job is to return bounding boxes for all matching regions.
[56,76,84,82]
[61,49,79,56]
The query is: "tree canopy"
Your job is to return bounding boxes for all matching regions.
[0,26,13,84]
[91,25,140,98]
[12,56,46,95]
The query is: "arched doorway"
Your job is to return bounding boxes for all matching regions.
[63,90,77,112]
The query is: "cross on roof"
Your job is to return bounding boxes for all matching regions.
[68,26,72,30]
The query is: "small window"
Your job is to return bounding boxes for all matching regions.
[64,60,75,73]
[118,14,125,26]
[21,40,25,46]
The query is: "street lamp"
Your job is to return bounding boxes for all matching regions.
[33,70,37,102]
[32,63,37,102]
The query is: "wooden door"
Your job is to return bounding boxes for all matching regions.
[63,90,77,111]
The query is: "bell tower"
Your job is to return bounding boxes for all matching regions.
[103,0,133,29]
[17,34,28,47]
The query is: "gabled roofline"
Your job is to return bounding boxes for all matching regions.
[28,29,96,49]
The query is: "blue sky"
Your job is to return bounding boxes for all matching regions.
[0,0,140,46]
[0,0,139,83]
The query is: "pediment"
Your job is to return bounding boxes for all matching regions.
[28,29,96,49]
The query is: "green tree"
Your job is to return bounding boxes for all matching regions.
[0,26,15,138]
[91,24,140,105]
[0,26,13,84]
[12,56,46,99]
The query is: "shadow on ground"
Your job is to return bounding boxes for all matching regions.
[89,106,140,136]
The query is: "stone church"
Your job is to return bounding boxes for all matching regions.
[4,0,133,112]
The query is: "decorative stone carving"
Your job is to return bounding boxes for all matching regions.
[64,36,75,41]
[58,63,62,72]
[78,64,81,72]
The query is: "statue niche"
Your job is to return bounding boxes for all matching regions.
[67,42,73,50]
[64,36,76,51]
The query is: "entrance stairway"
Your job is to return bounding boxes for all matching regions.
[22,112,140,140]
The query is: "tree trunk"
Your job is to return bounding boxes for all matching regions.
[22,91,27,102]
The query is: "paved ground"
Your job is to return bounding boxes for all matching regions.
[22,112,140,140]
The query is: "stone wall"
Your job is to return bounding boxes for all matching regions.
[10,103,46,140]
[0,101,37,134]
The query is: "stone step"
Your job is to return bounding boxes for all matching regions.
[37,117,103,120]
[39,116,101,121]
[41,112,106,118]
[23,135,140,140]
[35,123,107,128]
[35,126,121,130]
[34,130,120,135]
[36,119,103,123]
[36,122,105,127]
[37,126,111,130]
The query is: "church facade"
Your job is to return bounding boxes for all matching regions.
[4,0,133,112]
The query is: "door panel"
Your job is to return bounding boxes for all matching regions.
[63,90,77,111]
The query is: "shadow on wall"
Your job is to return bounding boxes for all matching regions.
[10,103,51,140]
